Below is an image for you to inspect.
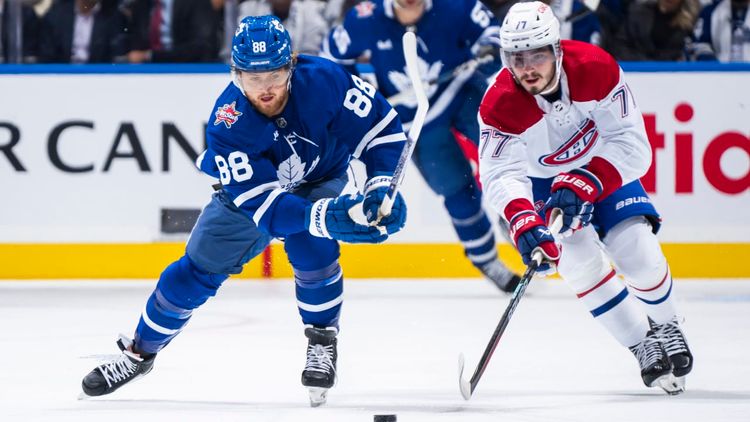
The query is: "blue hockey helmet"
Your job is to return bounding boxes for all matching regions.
[232,15,292,72]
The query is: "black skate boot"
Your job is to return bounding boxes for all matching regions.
[81,335,155,397]
[301,325,337,407]
[653,317,693,391]
[478,259,521,293]
[628,330,676,394]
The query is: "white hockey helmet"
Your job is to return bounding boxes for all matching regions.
[500,1,561,52]
[500,1,563,93]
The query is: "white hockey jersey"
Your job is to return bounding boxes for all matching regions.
[478,40,652,222]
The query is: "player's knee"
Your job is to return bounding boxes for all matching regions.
[412,143,474,197]
[185,193,272,275]
[604,217,667,285]
[557,227,612,292]
[285,233,340,273]
[443,181,483,217]
[157,255,229,310]
[420,170,470,198]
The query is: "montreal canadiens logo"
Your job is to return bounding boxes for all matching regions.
[539,119,599,166]
[214,101,243,129]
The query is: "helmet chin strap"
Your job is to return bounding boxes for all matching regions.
[538,68,560,96]
[539,47,562,95]
[231,68,248,98]
[286,63,295,95]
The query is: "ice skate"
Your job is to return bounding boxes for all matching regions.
[653,317,693,392]
[301,325,337,407]
[478,258,521,293]
[81,334,155,397]
[629,330,676,394]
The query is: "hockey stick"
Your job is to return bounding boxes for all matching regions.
[564,7,592,24]
[377,31,430,218]
[564,0,599,24]
[458,211,563,400]
[386,53,495,107]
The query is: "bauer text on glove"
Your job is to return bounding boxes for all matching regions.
[509,209,561,275]
[544,168,603,236]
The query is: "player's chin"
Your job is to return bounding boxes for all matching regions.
[253,98,278,113]
[523,83,542,95]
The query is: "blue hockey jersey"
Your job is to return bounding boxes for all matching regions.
[196,55,406,238]
[321,0,499,128]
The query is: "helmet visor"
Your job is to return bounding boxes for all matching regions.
[503,46,556,70]
[237,66,292,91]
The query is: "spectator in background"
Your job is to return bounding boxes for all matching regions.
[1,0,40,63]
[693,0,750,61]
[210,0,226,60]
[322,0,348,25]
[560,0,630,60]
[608,0,700,60]
[38,0,128,63]
[238,0,330,54]
[127,0,217,63]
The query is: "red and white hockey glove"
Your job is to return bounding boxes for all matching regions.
[544,168,603,237]
[508,209,561,276]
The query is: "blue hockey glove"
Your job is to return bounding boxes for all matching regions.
[509,210,561,276]
[363,176,407,235]
[306,194,389,243]
[543,168,603,237]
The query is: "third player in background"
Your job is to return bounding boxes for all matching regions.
[322,0,522,292]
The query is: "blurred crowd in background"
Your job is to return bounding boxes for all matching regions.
[0,0,747,64]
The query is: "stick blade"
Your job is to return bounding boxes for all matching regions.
[458,353,473,400]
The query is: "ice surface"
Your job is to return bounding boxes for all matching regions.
[1,278,748,422]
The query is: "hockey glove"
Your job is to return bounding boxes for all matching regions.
[544,168,603,237]
[306,194,389,244]
[363,176,407,235]
[509,210,561,276]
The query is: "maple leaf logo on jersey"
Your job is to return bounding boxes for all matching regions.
[277,154,306,190]
[355,1,375,18]
[277,155,320,190]
[276,131,321,190]
[214,101,243,129]
[388,57,441,107]
[539,119,599,166]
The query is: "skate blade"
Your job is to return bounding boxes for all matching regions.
[653,374,685,395]
[308,387,329,407]
[668,374,686,393]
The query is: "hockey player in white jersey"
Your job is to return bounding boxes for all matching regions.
[478,1,693,393]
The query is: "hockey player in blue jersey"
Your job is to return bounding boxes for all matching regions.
[322,0,521,292]
[81,15,407,407]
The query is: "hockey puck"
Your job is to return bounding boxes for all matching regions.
[373,415,397,422]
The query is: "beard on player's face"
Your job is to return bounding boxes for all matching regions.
[239,69,291,117]
[515,62,556,95]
